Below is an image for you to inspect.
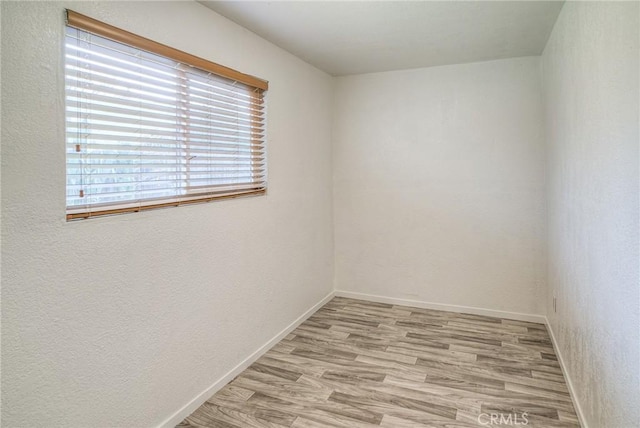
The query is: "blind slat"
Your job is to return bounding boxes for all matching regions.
[66,102,261,130]
[66,133,264,148]
[67,181,264,204]
[66,112,261,137]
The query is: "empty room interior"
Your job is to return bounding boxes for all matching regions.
[1,1,638,427]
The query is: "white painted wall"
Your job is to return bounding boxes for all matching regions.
[0,1,333,426]
[4,1,638,427]
[542,2,639,427]
[333,57,545,316]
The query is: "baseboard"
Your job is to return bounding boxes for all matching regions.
[544,317,588,428]
[334,290,547,324]
[157,290,336,428]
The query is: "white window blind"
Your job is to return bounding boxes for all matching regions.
[64,11,268,220]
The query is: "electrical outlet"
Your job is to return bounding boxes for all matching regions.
[553,296,557,313]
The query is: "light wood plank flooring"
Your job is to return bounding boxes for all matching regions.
[178,297,579,427]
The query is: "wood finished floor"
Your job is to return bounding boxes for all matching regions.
[178,297,580,427]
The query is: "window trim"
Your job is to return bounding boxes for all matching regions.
[64,10,268,220]
[66,190,265,220]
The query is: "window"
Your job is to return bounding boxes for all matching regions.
[64,10,268,220]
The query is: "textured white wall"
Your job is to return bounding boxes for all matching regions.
[333,57,545,316]
[542,2,639,427]
[1,2,333,426]
[4,1,638,427]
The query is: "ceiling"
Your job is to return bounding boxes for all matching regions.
[199,1,564,76]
